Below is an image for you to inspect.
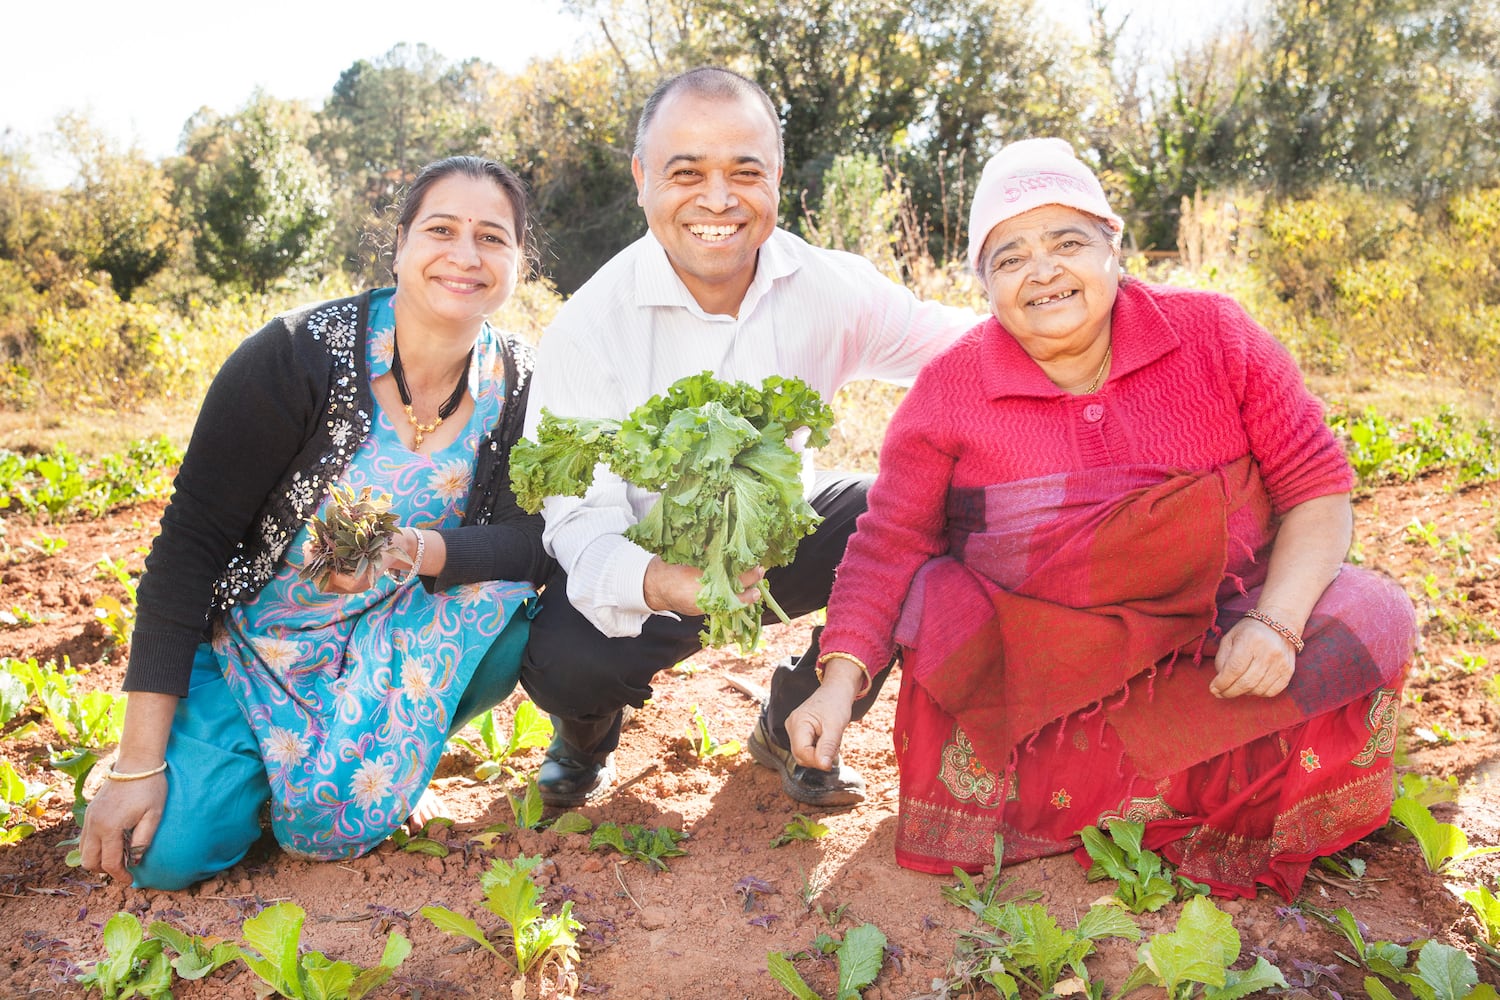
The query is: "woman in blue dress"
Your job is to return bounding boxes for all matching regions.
[79,156,552,889]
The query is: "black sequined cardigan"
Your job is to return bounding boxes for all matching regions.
[124,290,551,697]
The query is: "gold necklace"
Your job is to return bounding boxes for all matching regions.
[1084,343,1112,394]
[391,334,472,447]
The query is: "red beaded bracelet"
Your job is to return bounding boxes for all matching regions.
[1243,608,1305,654]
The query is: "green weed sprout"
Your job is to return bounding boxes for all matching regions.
[76,912,173,1000]
[448,699,553,782]
[686,704,742,759]
[1120,895,1287,998]
[942,836,1042,914]
[1389,797,1500,874]
[771,814,830,848]
[238,900,410,1000]
[422,854,582,977]
[768,922,887,1000]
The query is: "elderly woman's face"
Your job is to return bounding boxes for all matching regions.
[979,204,1120,360]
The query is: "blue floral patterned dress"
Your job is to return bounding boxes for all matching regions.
[209,290,535,859]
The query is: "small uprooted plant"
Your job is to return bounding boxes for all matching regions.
[299,485,401,589]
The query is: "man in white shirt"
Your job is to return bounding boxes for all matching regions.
[520,66,976,808]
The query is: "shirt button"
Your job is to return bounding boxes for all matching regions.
[1083,402,1105,423]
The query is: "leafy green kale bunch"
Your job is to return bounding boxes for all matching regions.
[511,372,835,650]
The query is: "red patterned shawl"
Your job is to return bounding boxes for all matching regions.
[896,456,1414,778]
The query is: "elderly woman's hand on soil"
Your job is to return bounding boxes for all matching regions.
[786,656,864,769]
[1210,615,1298,699]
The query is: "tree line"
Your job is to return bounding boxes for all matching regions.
[1,0,1496,305]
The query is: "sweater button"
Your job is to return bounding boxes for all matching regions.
[1083,402,1105,423]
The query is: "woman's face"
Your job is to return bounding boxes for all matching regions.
[392,173,520,332]
[978,204,1120,361]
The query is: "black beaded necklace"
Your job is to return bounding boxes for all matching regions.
[391,333,472,447]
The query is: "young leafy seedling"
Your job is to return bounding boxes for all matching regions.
[941,836,1042,914]
[448,698,553,782]
[1464,885,1500,949]
[238,900,410,1000]
[771,813,829,848]
[76,912,174,1000]
[1317,905,1498,998]
[768,922,887,1000]
[1079,821,1197,913]
[147,920,238,981]
[422,854,583,976]
[589,821,688,871]
[1390,796,1500,874]
[389,816,454,857]
[685,704,741,759]
[1120,895,1287,999]
[508,773,547,831]
[955,901,1140,999]
[0,758,48,845]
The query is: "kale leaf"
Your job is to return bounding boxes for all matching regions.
[510,372,835,650]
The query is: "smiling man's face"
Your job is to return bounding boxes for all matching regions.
[631,89,782,316]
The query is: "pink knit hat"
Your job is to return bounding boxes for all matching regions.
[966,138,1122,273]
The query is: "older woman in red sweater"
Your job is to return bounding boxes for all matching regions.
[787,138,1416,899]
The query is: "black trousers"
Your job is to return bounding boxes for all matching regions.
[519,471,893,761]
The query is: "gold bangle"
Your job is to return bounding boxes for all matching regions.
[815,651,873,699]
[1243,608,1305,654]
[104,761,168,782]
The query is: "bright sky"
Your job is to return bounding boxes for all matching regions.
[2,0,586,182]
[3,0,1231,186]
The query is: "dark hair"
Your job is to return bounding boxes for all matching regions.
[394,155,532,270]
[633,67,784,167]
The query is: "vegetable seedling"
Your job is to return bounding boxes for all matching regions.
[422,854,583,976]
[768,922,887,1000]
[685,704,741,759]
[76,912,174,1000]
[954,900,1140,999]
[237,900,410,1000]
[147,920,239,981]
[589,821,688,871]
[1079,821,1194,913]
[448,699,553,782]
[771,813,829,848]
[1120,895,1287,999]
[1389,796,1500,874]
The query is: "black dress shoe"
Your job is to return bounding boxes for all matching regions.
[537,749,616,808]
[747,706,865,807]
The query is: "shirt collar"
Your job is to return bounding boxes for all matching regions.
[980,280,1180,398]
[632,229,802,320]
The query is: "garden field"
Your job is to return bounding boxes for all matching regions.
[0,412,1498,999]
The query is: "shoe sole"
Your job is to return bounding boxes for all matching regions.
[747,726,866,808]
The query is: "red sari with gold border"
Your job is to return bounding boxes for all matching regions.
[890,457,1415,899]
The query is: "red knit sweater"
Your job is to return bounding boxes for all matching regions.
[820,280,1354,673]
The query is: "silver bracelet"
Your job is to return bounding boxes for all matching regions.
[388,528,426,585]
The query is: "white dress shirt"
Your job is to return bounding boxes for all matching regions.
[526,227,979,638]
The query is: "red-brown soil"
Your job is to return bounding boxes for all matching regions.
[2,472,1498,999]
